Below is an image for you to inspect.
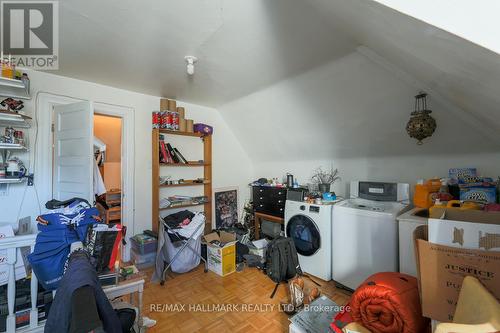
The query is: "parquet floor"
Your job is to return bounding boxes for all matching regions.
[142,265,352,332]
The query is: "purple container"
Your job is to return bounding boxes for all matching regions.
[193,123,213,135]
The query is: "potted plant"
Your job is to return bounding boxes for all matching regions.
[311,166,340,193]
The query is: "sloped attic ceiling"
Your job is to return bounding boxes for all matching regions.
[54,0,355,106]
[309,0,500,144]
[218,0,500,160]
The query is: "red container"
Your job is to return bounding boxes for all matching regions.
[166,111,173,130]
[172,112,179,131]
[152,112,160,128]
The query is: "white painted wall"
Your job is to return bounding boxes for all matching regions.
[219,50,500,197]
[253,153,500,199]
[0,70,252,235]
[373,0,500,55]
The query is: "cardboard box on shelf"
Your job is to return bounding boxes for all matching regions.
[459,185,497,204]
[428,209,500,251]
[160,98,169,111]
[203,231,237,277]
[414,209,500,322]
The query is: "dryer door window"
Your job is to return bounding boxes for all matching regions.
[286,215,320,256]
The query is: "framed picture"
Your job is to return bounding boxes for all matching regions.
[213,187,239,229]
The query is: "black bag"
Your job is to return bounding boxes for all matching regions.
[265,237,302,298]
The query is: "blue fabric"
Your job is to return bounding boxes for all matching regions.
[28,208,99,290]
[45,252,121,333]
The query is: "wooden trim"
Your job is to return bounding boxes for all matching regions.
[203,135,212,231]
[159,201,211,211]
[160,181,210,188]
[160,162,209,167]
[159,129,208,138]
[254,212,284,240]
[152,128,160,234]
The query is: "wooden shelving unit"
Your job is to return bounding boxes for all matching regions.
[152,128,212,234]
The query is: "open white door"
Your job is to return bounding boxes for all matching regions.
[53,101,94,203]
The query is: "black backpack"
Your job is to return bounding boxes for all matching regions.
[266,237,302,298]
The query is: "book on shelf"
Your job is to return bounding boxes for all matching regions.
[165,143,180,163]
[173,148,188,164]
[158,140,191,164]
[159,141,169,163]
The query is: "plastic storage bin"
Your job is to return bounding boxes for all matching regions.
[130,234,158,255]
[131,249,156,269]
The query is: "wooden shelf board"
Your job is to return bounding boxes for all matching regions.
[160,181,211,188]
[159,129,208,137]
[159,201,211,211]
[160,162,209,167]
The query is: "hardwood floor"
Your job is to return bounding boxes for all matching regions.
[142,265,352,332]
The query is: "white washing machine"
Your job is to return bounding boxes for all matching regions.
[285,200,334,281]
[332,181,409,290]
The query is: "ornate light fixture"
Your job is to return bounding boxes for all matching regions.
[406,92,436,145]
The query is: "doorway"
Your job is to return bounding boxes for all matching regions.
[93,114,123,225]
[37,93,135,261]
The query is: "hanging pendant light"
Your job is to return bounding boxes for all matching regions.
[406,92,436,145]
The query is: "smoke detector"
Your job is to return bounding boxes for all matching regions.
[184,56,198,75]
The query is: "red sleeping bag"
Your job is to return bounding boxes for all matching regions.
[350,272,429,333]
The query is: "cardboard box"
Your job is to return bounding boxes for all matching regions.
[414,210,500,322]
[459,185,497,204]
[203,231,237,277]
[448,167,477,180]
[428,209,500,251]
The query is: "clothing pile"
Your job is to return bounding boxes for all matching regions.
[28,198,123,290]
[28,199,99,290]
[163,210,205,241]
[45,250,122,333]
[153,211,206,279]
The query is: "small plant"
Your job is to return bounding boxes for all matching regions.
[311,166,340,185]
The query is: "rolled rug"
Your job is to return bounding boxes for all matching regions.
[349,272,429,333]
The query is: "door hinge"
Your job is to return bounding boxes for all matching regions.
[51,123,55,132]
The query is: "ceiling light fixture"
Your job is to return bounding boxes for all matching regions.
[406,92,437,145]
[184,56,198,75]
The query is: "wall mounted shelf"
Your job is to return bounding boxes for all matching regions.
[0,143,27,150]
[0,110,31,128]
[0,77,30,100]
[0,178,25,184]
